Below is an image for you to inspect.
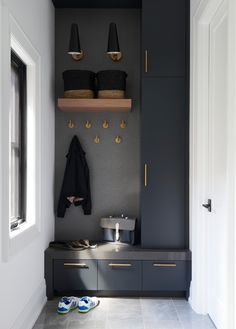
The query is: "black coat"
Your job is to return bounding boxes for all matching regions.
[57,136,91,217]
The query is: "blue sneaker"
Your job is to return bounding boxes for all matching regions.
[78,296,100,313]
[57,296,79,314]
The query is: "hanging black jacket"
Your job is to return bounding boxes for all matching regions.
[57,136,91,217]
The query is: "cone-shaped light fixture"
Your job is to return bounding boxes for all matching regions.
[68,23,84,61]
[107,23,122,61]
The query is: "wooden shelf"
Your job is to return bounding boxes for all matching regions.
[58,98,132,112]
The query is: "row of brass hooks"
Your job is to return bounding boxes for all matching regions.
[67,119,126,129]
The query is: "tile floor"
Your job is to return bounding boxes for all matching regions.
[33,298,216,329]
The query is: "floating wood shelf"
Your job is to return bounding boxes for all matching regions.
[58,98,132,112]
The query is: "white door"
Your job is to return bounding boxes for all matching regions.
[205,2,228,327]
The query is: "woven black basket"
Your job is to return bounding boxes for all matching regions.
[63,70,95,98]
[97,70,127,90]
[97,70,127,98]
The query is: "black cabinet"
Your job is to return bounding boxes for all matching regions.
[53,259,97,292]
[141,0,189,249]
[98,260,142,290]
[143,261,190,291]
[141,78,187,248]
[142,0,186,77]
[45,246,191,299]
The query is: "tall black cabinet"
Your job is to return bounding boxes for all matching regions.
[141,0,189,248]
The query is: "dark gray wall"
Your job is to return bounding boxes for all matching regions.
[55,9,141,241]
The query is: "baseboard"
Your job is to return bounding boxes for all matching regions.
[11,280,47,329]
[54,290,187,298]
[188,281,192,304]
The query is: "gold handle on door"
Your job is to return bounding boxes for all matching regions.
[153,263,177,267]
[63,263,88,268]
[144,163,148,187]
[145,50,148,73]
[109,263,132,267]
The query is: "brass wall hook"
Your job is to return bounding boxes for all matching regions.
[85,120,92,129]
[102,120,109,129]
[115,135,122,144]
[120,120,126,129]
[94,135,100,144]
[67,119,75,129]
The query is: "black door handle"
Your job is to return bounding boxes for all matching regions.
[202,199,212,212]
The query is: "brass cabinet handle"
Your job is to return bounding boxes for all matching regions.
[145,50,148,73]
[63,263,88,268]
[109,263,132,267]
[153,263,177,267]
[144,163,148,187]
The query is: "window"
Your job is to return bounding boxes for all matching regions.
[10,50,27,231]
[1,13,41,259]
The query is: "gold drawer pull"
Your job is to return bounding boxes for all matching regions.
[64,263,88,267]
[109,263,132,267]
[144,163,148,187]
[145,50,148,73]
[153,263,177,267]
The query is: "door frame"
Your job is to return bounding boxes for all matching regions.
[190,0,236,327]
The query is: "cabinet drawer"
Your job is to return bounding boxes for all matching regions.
[143,261,188,291]
[53,259,97,292]
[98,260,142,291]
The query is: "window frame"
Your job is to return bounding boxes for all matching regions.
[10,49,27,230]
[1,10,42,261]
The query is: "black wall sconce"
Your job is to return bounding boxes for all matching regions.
[68,23,84,61]
[107,23,122,61]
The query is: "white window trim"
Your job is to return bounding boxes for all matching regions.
[1,6,42,261]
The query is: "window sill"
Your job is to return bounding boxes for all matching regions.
[10,220,37,238]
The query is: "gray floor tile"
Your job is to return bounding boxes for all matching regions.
[141,298,172,306]
[106,317,144,329]
[107,297,141,319]
[70,308,107,322]
[33,297,217,329]
[144,319,183,329]
[108,297,141,308]
[181,317,216,329]
[34,307,72,327]
[176,308,209,322]
[68,319,107,329]
[33,325,69,329]
[141,298,178,322]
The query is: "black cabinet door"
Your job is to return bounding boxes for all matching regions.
[53,259,97,292]
[98,260,142,290]
[142,261,189,291]
[141,78,186,248]
[142,0,186,77]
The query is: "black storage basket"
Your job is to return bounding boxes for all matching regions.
[63,70,95,98]
[97,70,127,99]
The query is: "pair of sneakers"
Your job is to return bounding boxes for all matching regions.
[57,296,99,314]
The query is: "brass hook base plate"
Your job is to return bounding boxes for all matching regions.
[71,50,84,61]
[109,52,122,61]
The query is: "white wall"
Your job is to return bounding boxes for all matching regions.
[0,1,55,329]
